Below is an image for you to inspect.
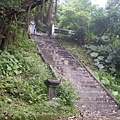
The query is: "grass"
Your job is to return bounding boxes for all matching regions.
[0,34,78,119]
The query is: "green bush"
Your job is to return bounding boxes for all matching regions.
[84,39,120,73]
[0,51,23,76]
[57,81,79,106]
[94,71,120,102]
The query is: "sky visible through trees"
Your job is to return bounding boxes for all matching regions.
[91,0,107,7]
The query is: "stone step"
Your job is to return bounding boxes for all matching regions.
[32,35,120,118]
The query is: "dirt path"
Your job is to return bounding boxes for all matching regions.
[31,34,120,120]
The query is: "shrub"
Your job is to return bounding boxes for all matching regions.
[57,81,79,106]
[84,39,120,73]
[0,51,23,76]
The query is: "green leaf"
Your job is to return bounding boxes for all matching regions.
[6,98,12,104]
[5,83,13,88]
[94,72,100,80]
[88,45,98,51]
[14,70,21,75]
[105,55,113,63]
[98,56,104,60]
[90,52,99,58]
[94,62,104,70]
[101,77,110,85]
[112,91,118,96]
[13,64,19,69]
[7,65,12,71]
[94,59,100,62]
[109,67,116,72]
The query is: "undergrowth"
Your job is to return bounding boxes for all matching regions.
[58,35,120,102]
[0,35,77,119]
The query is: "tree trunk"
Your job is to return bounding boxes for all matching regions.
[13,31,17,44]
[40,0,45,23]
[45,0,54,28]
[23,23,29,36]
[23,5,31,36]
[34,6,40,31]
[0,28,10,50]
[54,0,57,19]
[0,0,50,51]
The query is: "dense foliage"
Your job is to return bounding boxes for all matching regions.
[55,0,120,74]
[56,0,120,38]
[0,0,53,50]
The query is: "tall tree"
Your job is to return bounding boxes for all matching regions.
[45,0,54,28]
[105,0,120,38]
[0,0,48,50]
[56,0,92,31]
[90,0,120,38]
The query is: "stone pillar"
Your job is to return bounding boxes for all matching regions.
[51,24,55,35]
[44,79,61,100]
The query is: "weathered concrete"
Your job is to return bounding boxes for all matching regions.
[44,79,61,100]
